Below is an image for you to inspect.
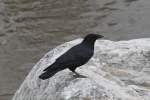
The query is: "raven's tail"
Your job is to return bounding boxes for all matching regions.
[43,63,58,71]
[39,70,58,80]
[39,63,64,80]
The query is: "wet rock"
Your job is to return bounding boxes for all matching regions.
[13,38,150,100]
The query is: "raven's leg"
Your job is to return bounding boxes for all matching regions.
[69,67,87,78]
[69,67,79,75]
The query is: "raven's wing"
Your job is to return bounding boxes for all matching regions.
[57,44,91,66]
[43,44,91,71]
[39,44,92,80]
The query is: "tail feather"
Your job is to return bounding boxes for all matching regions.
[39,70,58,80]
[39,62,65,80]
[43,63,58,71]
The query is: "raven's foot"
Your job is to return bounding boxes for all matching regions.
[73,72,87,78]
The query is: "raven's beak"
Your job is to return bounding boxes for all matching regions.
[97,34,104,39]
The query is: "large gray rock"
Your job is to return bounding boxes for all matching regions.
[13,38,150,100]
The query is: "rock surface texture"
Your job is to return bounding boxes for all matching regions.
[2,0,150,99]
[13,39,150,100]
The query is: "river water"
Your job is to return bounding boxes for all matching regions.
[1,0,150,99]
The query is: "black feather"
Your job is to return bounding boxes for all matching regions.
[39,34,104,80]
[39,70,59,80]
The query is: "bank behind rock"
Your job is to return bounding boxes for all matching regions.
[13,38,150,100]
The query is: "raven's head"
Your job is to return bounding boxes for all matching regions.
[82,33,104,45]
[85,34,104,40]
[81,34,104,48]
[82,33,104,48]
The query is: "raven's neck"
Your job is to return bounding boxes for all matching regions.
[82,38,96,50]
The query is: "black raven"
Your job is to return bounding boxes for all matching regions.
[39,34,104,80]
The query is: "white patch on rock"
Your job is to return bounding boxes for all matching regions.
[13,38,150,100]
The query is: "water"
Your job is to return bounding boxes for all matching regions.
[1,0,150,99]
